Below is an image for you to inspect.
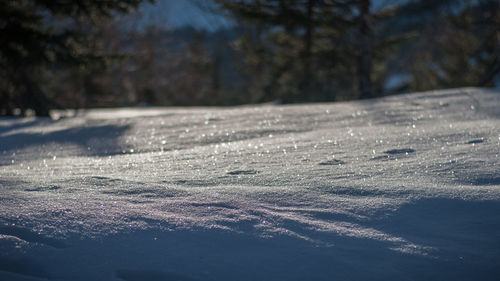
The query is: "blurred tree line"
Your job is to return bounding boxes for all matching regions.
[1,0,499,116]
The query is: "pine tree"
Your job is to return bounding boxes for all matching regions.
[386,0,500,91]
[217,0,348,102]
[0,0,151,116]
[217,0,399,102]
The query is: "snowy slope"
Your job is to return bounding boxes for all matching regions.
[0,88,499,281]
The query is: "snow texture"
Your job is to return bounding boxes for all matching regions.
[0,87,499,280]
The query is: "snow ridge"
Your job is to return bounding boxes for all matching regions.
[1,88,499,280]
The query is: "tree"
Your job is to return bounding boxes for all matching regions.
[217,0,400,102]
[386,0,500,91]
[356,0,373,99]
[217,0,350,102]
[0,0,151,116]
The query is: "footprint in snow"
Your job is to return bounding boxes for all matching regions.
[466,139,485,144]
[24,185,60,192]
[371,148,415,161]
[227,170,259,175]
[319,159,346,166]
[384,148,415,155]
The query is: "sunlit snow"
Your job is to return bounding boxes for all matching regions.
[1,88,499,280]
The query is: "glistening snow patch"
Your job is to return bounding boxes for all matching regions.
[0,87,499,281]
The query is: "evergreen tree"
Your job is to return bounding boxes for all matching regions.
[387,0,500,91]
[217,0,399,102]
[0,0,151,116]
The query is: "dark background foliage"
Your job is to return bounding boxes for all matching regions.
[1,0,498,116]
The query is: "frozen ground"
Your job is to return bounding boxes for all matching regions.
[0,88,499,281]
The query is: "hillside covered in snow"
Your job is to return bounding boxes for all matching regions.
[0,88,499,281]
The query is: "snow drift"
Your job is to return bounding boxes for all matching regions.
[0,88,499,280]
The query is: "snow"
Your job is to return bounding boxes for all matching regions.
[0,87,499,280]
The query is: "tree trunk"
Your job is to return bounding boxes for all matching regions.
[0,86,14,116]
[301,0,315,101]
[16,69,51,117]
[357,0,373,99]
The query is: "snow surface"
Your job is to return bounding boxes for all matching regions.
[0,88,499,281]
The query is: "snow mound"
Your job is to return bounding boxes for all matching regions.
[1,88,499,280]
